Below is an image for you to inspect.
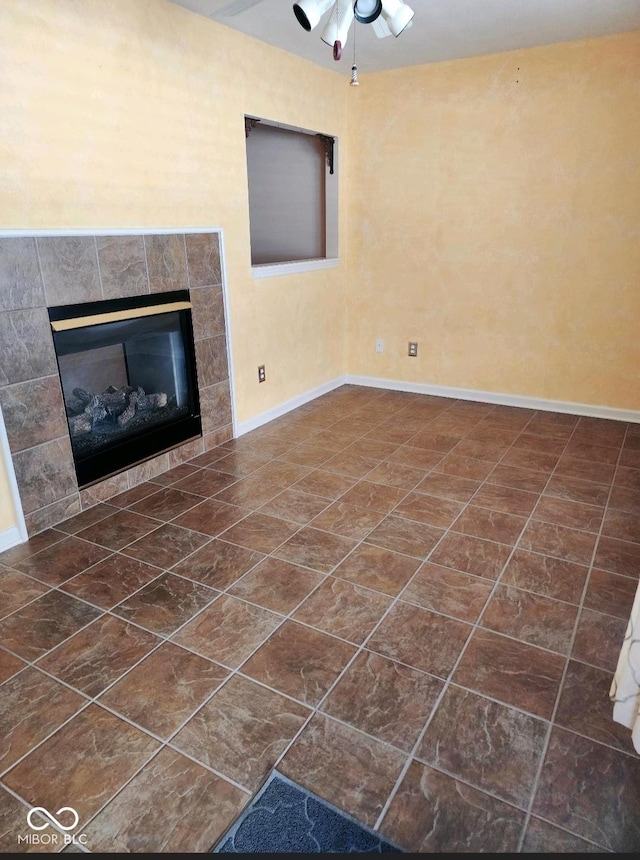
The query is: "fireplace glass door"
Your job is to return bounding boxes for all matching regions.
[49,291,202,487]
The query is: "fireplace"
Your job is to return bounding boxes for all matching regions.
[48,289,202,488]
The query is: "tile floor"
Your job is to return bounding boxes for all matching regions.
[1,385,639,853]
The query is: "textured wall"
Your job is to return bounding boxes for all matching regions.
[346,30,640,410]
[0,0,349,426]
[0,0,349,539]
[2,1,638,537]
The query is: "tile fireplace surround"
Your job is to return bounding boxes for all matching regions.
[0,230,233,538]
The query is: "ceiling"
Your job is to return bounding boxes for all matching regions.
[169,0,640,74]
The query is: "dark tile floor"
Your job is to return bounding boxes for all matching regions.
[1,385,639,852]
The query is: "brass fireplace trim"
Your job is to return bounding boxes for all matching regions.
[50,300,192,332]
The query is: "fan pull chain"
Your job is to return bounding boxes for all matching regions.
[350,15,359,85]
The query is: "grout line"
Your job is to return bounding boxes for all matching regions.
[372,405,595,835]
[515,419,633,851]
[1,389,637,853]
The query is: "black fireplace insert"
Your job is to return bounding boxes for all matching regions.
[48,290,202,488]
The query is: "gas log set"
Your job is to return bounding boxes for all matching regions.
[67,384,169,438]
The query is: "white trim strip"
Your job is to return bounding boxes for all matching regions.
[251,258,339,279]
[237,372,640,440]
[235,377,345,436]
[0,228,223,237]
[345,375,640,424]
[0,407,28,548]
[0,525,26,553]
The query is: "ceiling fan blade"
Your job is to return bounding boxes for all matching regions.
[216,0,266,17]
[371,16,391,38]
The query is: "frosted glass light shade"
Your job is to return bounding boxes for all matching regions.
[381,0,414,36]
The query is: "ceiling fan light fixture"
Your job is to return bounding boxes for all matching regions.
[293,0,334,32]
[321,0,355,50]
[353,0,382,24]
[380,0,414,36]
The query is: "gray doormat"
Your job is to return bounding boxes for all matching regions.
[211,771,403,853]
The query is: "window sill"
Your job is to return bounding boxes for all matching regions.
[251,258,339,279]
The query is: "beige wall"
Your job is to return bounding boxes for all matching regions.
[346,30,640,410]
[1,3,639,540]
[0,0,349,427]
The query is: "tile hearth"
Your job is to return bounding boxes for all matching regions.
[1,385,639,852]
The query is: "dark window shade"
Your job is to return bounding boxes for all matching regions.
[246,123,327,265]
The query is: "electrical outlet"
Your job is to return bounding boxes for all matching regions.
[408,342,418,357]
[258,364,266,383]
[375,338,384,353]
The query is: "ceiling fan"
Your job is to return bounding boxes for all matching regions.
[214,0,414,60]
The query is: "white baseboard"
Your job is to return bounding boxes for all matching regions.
[345,375,640,424]
[0,525,26,553]
[235,377,346,436]
[235,373,640,440]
